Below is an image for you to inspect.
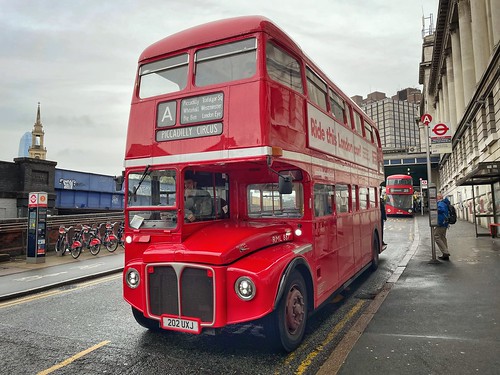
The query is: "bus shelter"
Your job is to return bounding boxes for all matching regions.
[456,162,500,237]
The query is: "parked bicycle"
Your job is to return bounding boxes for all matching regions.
[55,225,71,255]
[97,223,119,252]
[113,222,125,249]
[81,224,101,256]
[68,224,101,259]
[69,225,85,259]
[54,225,81,259]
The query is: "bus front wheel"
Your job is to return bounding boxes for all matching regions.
[264,270,308,352]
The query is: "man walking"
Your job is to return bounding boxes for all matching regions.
[435,194,451,260]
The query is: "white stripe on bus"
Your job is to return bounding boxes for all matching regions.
[124,146,380,179]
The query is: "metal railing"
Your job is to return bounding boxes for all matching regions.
[0,212,124,257]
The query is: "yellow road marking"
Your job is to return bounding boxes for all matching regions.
[37,340,110,375]
[278,299,366,375]
[0,274,121,309]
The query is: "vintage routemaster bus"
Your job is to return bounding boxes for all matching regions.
[120,16,385,352]
[384,174,414,216]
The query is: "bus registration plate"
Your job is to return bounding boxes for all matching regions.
[161,314,201,334]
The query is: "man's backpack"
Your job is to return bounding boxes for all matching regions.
[446,202,457,225]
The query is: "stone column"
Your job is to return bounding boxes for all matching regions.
[470,0,490,82]
[450,26,465,122]
[438,89,444,123]
[446,53,458,134]
[442,73,450,124]
[458,0,476,106]
[488,0,500,49]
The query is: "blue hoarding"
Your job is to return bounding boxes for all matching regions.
[55,169,124,210]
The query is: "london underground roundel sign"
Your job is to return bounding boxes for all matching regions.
[432,123,450,136]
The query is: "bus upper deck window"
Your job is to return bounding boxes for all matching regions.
[195,38,257,87]
[139,54,189,99]
[266,42,303,93]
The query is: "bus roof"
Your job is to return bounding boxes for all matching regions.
[139,15,299,62]
[138,16,376,129]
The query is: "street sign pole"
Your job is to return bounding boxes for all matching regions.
[424,123,432,186]
[421,114,439,264]
[420,182,424,215]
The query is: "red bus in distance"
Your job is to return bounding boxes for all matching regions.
[120,16,385,352]
[384,174,414,216]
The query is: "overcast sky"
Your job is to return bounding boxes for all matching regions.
[0,0,437,176]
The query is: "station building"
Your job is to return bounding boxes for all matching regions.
[419,0,500,235]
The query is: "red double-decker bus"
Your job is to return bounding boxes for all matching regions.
[384,175,414,216]
[120,16,384,351]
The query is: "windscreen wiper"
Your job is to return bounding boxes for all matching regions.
[130,165,151,202]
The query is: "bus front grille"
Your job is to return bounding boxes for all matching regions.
[148,265,214,323]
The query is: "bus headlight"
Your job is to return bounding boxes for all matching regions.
[235,276,256,301]
[125,268,140,289]
[125,235,132,244]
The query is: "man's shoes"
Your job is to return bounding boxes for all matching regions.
[438,254,450,261]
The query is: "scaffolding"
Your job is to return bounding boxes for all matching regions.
[421,13,434,38]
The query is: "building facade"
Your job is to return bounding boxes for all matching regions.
[419,0,500,233]
[351,89,437,185]
[18,132,31,158]
[362,92,422,152]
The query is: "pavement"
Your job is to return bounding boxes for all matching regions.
[1,216,499,374]
[0,246,124,301]
[320,214,500,375]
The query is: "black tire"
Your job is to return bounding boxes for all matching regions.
[132,307,161,330]
[105,237,119,252]
[264,270,308,352]
[371,235,380,271]
[55,237,64,254]
[60,239,67,256]
[71,245,82,259]
[58,237,68,256]
[90,243,101,256]
[119,231,125,248]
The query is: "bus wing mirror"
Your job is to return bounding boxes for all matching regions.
[279,175,292,194]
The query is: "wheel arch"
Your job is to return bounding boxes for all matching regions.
[273,256,314,314]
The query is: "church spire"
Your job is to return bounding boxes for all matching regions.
[28,102,47,160]
[36,102,41,123]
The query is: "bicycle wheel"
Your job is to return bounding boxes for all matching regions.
[55,237,63,253]
[71,245,82,259]
[57,237,67,256]
[90,243,101,256]
[105,238,119,252]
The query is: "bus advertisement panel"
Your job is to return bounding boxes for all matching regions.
[121,16,384,352]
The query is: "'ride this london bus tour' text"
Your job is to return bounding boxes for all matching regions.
[117,16,385,352]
